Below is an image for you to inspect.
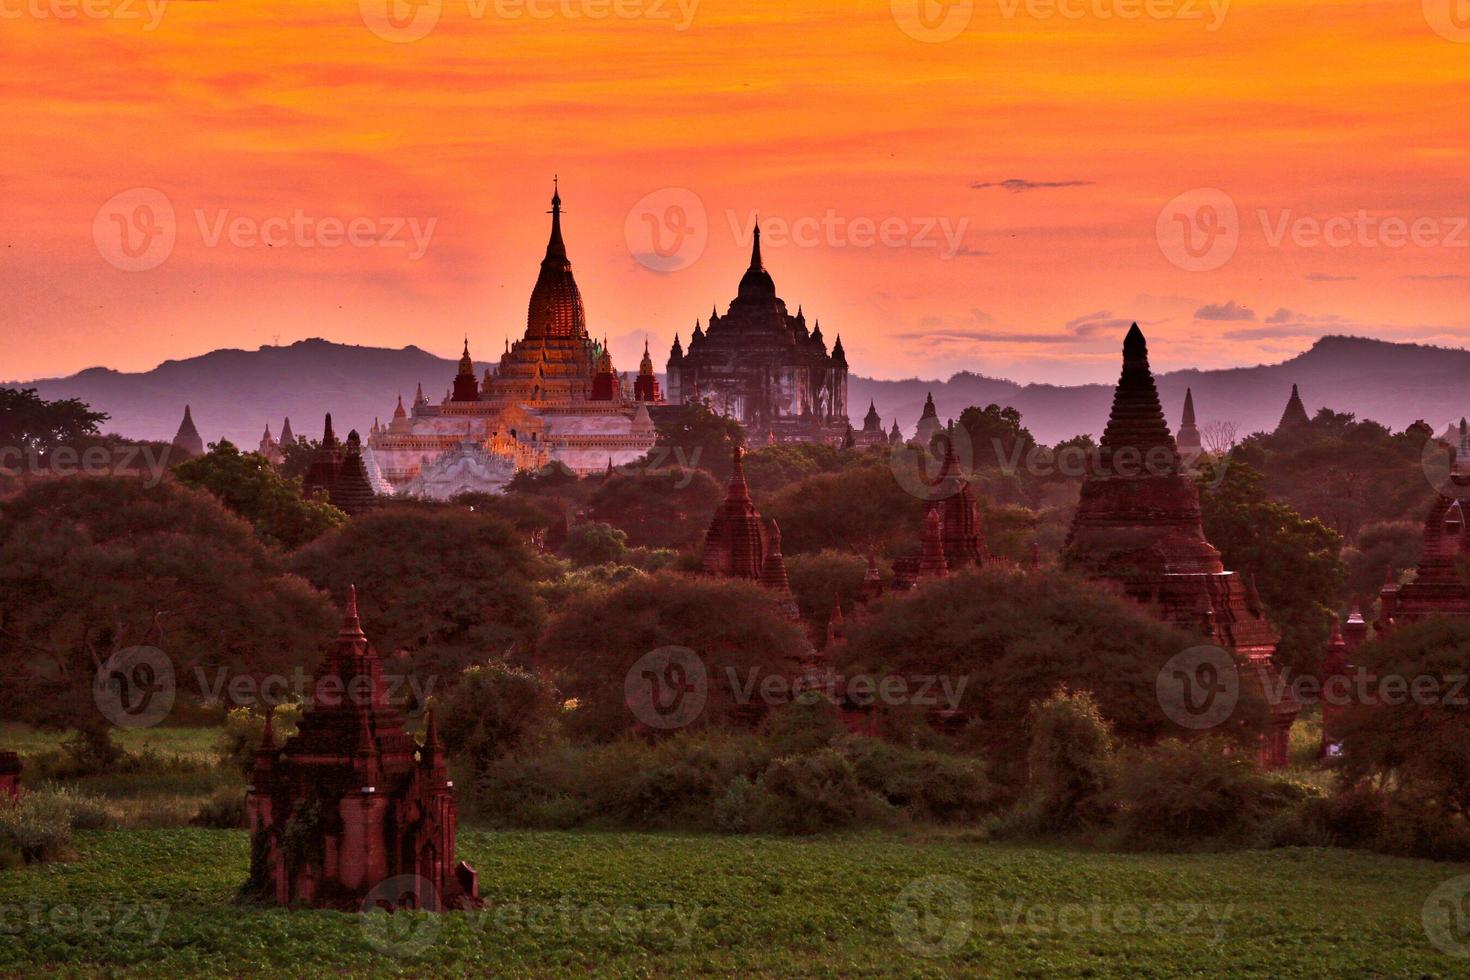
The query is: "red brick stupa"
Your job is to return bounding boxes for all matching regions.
[245,587,479,910]
[1378,419,1470,629]
[701,446,796,611]
[1064,324,1296,765]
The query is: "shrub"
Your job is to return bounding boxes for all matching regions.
[0,787,114,865]
[728,750,894,835]
[759,698,846,756]
[562,522,629,567]
[192,787,247,829]
[839,737,1002,823]
[436,661,562,773]
[1015,687,1115,834]
[1102,738,1319,850]
[216,705,301,776]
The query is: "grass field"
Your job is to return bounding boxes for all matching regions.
[0,828,1465,977]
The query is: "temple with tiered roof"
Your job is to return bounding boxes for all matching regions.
[1377,419,1470,629]
[245,587,479,910]
[667,223,848,444]
[1064,324,1297,766]
[367,184,658,496]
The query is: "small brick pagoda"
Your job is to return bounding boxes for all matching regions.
[1063,324,1297,766]
[1377,419,1470,629]
[701,445,797,615]
[245,587,479,910]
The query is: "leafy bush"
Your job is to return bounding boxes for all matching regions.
[0,787,114,865]
[562,521,629,567]
[191,787,247,829]
[723,750,893,835]
[436,661,562,772]
[1101,738,1319,850]
[216,705,301,776]
[839,737,1002,823]
[1013,687,1115,834]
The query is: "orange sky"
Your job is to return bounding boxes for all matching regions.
[4,0,1469,385]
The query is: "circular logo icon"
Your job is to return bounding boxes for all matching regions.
[891,0,973,43]
[1424,0,1470,42]
[890,875,972,958]
[625,188,708,273]
[1156,188,1239,272]
[1423,875,1470,956]
[93,646,175,729]
[1157,645,1239,731]
[889,425,975,502]
[359,0,442,42]
[1420,422,1468,498]
[93,188,176,272]
[625,646,707,730]
[361,874,443,958]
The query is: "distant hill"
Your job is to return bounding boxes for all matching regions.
[10,335,1468,450]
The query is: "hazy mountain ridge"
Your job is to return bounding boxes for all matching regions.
[11,335,1468,449]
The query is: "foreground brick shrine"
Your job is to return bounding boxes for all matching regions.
[244,587,479,910]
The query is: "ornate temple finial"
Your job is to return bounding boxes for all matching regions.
[341,584,366,639]
[750,218,763,270]
[1182,388,1196,426]
[544,178,566,261]
[322,412,336,446]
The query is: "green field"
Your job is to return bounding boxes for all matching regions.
[0,828,1465,977]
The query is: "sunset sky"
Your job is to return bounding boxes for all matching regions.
[4,0,1469,385]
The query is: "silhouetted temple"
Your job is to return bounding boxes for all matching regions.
[1277,384,1311,431]
[1378,419,1470,628]
[172,405,204,457]
[1176,388,1201,458]
[701,446,795,614]
[1064,324,1296,766]
[667,223,848,444]
[245,587,479,910]
[302,414,378,515]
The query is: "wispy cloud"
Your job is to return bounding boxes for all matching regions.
[1195,300,1255,321]
[969,178,1095,193]
[1305,273,1358,282]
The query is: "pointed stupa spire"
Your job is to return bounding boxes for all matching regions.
[1277,383,1310,431]
[321,412,337,447]
[172,404,204,456]
[1182,388,1196,427]
[279,417,294,444]
[393,394,406,420]
[1097,324,1178,466]
[738,218,776,299]
[545,176,566,261]
[918,506,949,580]
[341,584,366,641]
[760,518,792,595]
[1176,387,1202,454]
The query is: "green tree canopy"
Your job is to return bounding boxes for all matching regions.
[540,572,811,740]
[173,440,346,550]
[291,507,553,680]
